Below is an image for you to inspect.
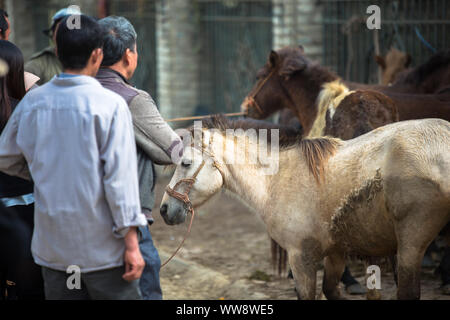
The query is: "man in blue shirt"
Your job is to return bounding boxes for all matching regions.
[0,15,147,300]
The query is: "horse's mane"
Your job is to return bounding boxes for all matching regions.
[198,115,341,183]
[396,49,450,85]
[199,115,302,148]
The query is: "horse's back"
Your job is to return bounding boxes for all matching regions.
[378,119,450,219]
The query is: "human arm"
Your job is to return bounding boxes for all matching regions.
[99,100,147,239]
[0,106,31,180]
[129,91,183,165]
[122,226,145,282]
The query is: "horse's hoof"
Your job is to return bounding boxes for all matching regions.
[366,289,382,300]
[345,283,367,295]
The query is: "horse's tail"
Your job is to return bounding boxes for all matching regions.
[271,238,288,277]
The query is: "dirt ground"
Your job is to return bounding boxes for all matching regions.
[150,176,450,300]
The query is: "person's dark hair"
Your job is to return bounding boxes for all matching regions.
[56,15,105,70]
[98,16,137,67]
[49,18,63,37]
[0,9,8,39]
[0,77,11,132]
[0,40,25,132]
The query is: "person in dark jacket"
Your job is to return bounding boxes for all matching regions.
[0,40,44,300]
[96,16,183,300]
[24,7,81,85]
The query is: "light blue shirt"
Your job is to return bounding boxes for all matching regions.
[0,75,147,272]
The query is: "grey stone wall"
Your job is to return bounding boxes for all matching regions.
[272,0,323,61]
[6,0,35,60]
[156,0,200,123]
[6,0,97,60]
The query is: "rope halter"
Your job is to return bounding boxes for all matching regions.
[161,133,225,268]
[242,68,276,116]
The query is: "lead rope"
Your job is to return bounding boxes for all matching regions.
[165,111,246,123]
[160,160,206,269]
[242,68,276,116]
[159,205,195,269]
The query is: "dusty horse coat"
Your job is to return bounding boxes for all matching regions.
[161,117,450,300]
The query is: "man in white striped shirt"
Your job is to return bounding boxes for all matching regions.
[0,15,147,299]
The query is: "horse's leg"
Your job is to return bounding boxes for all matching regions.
[395,205,449,300]
[395,216,440,300]
[396,243,425,300]
[270,239,288,277]
[288,242,322,300]
[322,252,346,300]
[389,255,398,286]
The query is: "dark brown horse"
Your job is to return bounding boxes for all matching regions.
[279,48,450,133]
[242,46,450,137]
[387,49,450,94]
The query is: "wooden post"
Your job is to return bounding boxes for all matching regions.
[373,29,382,84]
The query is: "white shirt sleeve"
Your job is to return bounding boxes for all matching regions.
[99,101,147,237]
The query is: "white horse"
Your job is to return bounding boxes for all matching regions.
[160,116,450,300]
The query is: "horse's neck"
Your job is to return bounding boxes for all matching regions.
[225,164,271,212]
[212,135,273,216]
[221,145,321,223]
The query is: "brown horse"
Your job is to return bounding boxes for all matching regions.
[320,84,399,140]
[388,49,450,94]
[278,47,450,132]
[351,48,450,94]
[375,47,411,86]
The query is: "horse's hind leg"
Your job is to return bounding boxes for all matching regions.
[396,243,425,300]
[322,252,346,300]
[395,213,447,299]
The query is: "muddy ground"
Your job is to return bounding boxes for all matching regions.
[150,176,449,300]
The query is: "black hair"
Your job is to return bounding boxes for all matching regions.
[50,18,64,37]
[0,77,10,132]
[0,40,25,132]
[56,15,105,70]
[98,16,137,67]
[0,9,8,39]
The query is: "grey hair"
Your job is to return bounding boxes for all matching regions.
[98,16,137,67]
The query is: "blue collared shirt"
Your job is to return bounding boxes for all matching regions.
[0,75,147,272]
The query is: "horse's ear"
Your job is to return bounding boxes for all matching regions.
[404,54,412,68]
[269,50,279,68]
[279,57,307,79]
[375,55,386,69]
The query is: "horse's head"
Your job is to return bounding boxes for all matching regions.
[160,130,225,225]
[241,46,309,119]
[375,48,411,85]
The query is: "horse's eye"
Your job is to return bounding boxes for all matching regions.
[181,161,191,168]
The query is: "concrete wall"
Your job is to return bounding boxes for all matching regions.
[6,0,97,60]
[6,0,35,60]
[272,0,323,61]
[156,0,200,123]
